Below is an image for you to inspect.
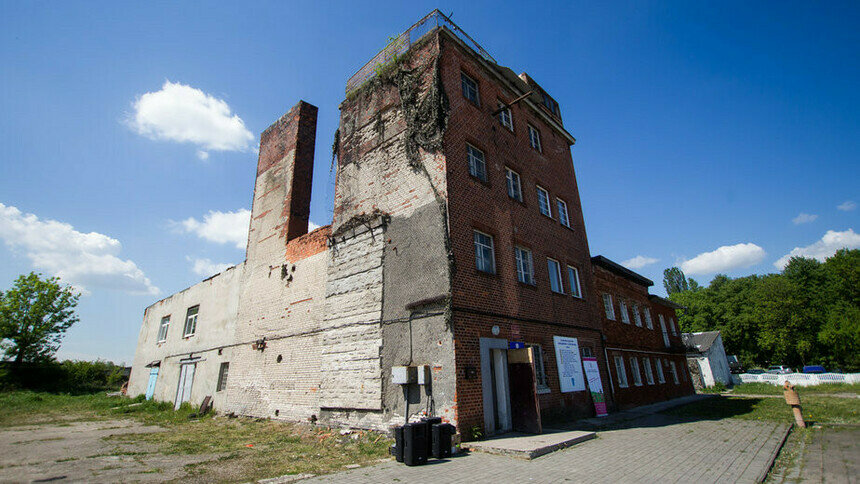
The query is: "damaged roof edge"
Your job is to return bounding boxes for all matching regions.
[591,255,654,287]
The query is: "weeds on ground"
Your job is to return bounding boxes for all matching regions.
[765,426,815,483]
[664,395,859,424]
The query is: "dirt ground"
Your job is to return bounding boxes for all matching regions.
[0,419,220,482]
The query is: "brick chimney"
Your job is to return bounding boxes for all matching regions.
[246,101,318,263]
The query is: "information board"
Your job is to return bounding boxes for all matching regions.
[553,336,585,392]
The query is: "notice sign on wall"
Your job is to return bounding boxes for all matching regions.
[553,336,585,392]
[582,357,609,417]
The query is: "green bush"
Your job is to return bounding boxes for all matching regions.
[0,359,127,394]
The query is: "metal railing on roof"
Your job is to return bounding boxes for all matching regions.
[345,9,496,95]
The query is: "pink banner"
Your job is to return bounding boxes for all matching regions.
[582,357,608,417]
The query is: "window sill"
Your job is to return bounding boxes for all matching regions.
[475,269,498,279]
[517,280,537,289]
[539,212,555,221]
[536,386,551,395]
[183,334,195,339]
[550,290,566,296]
[469,174,491,187]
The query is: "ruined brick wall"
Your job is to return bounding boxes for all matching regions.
[437,32,612,431]
[128,263,244,410]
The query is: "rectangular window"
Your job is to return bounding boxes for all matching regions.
[656,358,666,383]
[473,230,496,274]
[581,346,593,358]
[669,360,680,384]
[536,186,551,217]
[547,258,564,293]
[659,314,670,347]
[557,198,570,227]
[630,357,643,386]
[567,266,582,298]
[526,344,549,391]
[632,304,642,327]
[643,358,655,385]
[505,168,522,201]
[614,355,628,388]
[542,92,560,116]
[528,124,542,152]
[498,102,513,130]
[183,306,198,337]
[619,300,630,324]
[461,72,479,104]
[514,246,534,284]
[217,362,229,392]
[670,318,677,336]
[467,144,487,181]
[603,294,616,320]
[644,307,653,329]
[157,316,170,343]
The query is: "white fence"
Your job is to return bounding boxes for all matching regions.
[733,372,860,386]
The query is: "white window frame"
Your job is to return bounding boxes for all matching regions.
[614,355,628,388]
[505,167,523,201]
[619,300,631,324]
[526,343,549,393]
[630,357,643,386]
[467,144,487,181]
[644,307,653,329]
[557,198,570,227]
[514,246,534,285]
[567,266,582,298]
[656,358,666,383]
[632,304,642,327]
[603,294,616,320]
[498,102,513,130]
[473,230,496,274]
[157,316,170,343]
[461,72,479,104]
[547,257,564,293]
[659,314,670,347]
[669,360,680,384]
[183,306,198,337]
[643,358,655,385]
[670,317,677,336]
[536,186,552,217]
[528,124,542,152]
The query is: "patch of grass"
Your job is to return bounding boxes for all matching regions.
[664,395,859,424]
[729,382,860,396]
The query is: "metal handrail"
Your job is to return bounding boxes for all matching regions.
[345,9,496,95]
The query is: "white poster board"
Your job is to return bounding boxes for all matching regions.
[553,336,585,392]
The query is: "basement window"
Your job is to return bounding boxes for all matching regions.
[217,362,229,392]
[473,230,496,274]
[157,316,170,343]
[461,72,479,105]
[183,305,199,337]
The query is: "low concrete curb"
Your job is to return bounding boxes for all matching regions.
[466,429,596,459]
[755,423,793,483]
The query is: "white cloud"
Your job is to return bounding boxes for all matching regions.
[837,200,856,212]
[774,229,860,269]
[128,80,254,159]
[621,255,659,270]
[792,213,818,225]
[176,209,251,249]
[308,221,321,232]
[187,257,234,278]
[680,243,766,275]
[0,203,159,295]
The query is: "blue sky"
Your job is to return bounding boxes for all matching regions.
[1,1,857,363]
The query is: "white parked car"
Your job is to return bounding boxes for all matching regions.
[767,365,793,374]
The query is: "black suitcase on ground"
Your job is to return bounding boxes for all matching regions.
[391,425,404,462]
[431,423,455,459]
[422,417,442,455]
[403,422,429,466]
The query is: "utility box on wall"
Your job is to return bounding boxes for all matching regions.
[392,366,417,384]
[417,365,431,385]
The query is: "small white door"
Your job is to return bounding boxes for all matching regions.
[174,363,196,410]
[491,349,512,433]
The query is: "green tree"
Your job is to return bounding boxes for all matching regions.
[663,267,690,295]
[0,273,79,363]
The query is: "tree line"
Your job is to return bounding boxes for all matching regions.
[665,249,859,372]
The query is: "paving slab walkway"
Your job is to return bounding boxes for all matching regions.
[770,425,859,483]
[307,413,790,483]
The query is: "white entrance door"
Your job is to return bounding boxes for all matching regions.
[174,362,196,410]
[491,349,512,432]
